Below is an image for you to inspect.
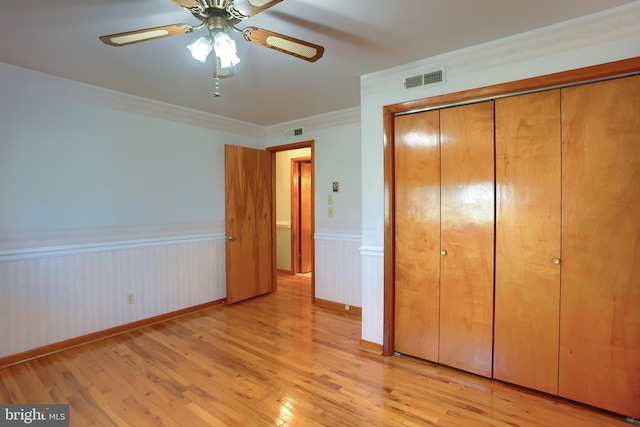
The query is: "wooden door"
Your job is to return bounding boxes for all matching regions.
[559,75,640,418]
[225,145,273,304]
[439,101,495,377]
[394,110,441,362]
[299,161,312,273]
[494,91,562,394]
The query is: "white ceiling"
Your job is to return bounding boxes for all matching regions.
[0,0,636,126]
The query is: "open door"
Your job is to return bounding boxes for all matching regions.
[225,145,273,304]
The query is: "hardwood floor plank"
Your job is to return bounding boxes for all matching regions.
[0,273,631,426]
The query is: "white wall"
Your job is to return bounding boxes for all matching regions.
[0,62,263,357]
[360,3,640,344]
[267,109,363,307]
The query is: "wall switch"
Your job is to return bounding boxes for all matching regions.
[345,304,351,311]
[328,207,334,218]
[127,293,135,305]
[328,194,333,205]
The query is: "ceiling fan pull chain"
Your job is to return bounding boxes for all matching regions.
[214,77,221,97]
[212,58,222,97]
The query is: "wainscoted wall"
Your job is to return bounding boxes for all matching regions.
[359,246,384,344]
[0,62,262,359]
[315,229,362,307]
[0,222,226,358]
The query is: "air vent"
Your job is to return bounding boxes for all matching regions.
[405,75,423,89]
[404,68,446,89]
[284,127,304,137]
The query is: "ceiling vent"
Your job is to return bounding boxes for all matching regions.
[284,127,304,137]
[404,68,446,89]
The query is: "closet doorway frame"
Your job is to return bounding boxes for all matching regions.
[382,56,640,356]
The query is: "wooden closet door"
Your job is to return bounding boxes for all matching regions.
[439,101,495,377]
[560,75,640,418]
[494,91,561,394]
[394,110,441,362]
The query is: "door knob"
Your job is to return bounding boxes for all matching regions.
[440,249,447,256]
[227,235,236,241]
[552,257,561,265]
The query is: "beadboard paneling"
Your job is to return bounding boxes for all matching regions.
[0,233,226,358]
[360,247,384,345]
[314,233,362,307]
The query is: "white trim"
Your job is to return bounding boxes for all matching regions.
[359,245,384,257]
[361,3,640,98]
[0,61,264,139]
[315,220,362,236]
[0,233,225,263]
[265,107,361,140]
[314,232,361,243]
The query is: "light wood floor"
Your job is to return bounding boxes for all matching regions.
[0,274,631,426]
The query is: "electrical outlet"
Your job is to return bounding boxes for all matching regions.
[127,293,134,305]
[345,304,351,311]
[328,207,334,218]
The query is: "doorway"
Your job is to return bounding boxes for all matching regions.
[268,141,315,302]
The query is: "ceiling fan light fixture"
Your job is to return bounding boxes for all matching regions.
[213,31,240,68]
[187,36,213,62]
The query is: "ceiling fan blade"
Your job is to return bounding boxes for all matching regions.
[100,24,193,47]
[231,0,283,17]
[172,0,201,8]
[242,27,324,62]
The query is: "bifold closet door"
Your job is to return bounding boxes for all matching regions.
[494,90,561,394]
[439,101,495,377]
[394,110,441,362]
[559,75,640,418]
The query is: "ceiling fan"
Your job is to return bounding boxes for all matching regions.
[99,0,325,64]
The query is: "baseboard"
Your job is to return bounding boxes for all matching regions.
[359,340,383,355]
[0,299,225,369]
[314,298,362,316]
[277,268,293,275]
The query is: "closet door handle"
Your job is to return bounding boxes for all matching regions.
[440,249,447,256]
[552,257,561,265]
[227,235,236,241]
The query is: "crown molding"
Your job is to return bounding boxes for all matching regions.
[265,107,360,140]
[0,61,265,139]
[361,2,640,98]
